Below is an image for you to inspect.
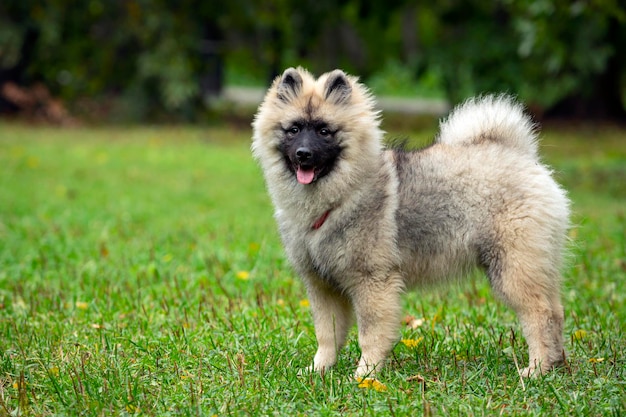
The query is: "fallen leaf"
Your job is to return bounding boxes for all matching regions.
[407,374,425,383]
[357,377,388,392]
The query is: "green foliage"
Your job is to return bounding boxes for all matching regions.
[1,0,625,119]
[366,60,445,99]
[1,0,219,119]
[419,0,626,109]
[0,122,625,415]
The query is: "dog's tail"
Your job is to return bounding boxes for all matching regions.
[436,94,538,159]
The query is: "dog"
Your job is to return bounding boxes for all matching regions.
[252,67,570,378]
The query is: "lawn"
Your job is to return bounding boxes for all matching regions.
[0,120,624,416]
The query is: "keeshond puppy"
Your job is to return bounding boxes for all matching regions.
[252,67,569,378]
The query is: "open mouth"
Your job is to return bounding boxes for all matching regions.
[295,165,318,184]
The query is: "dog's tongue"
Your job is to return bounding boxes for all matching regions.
[297,167,315,184]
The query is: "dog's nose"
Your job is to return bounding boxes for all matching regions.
[296,147,312,163]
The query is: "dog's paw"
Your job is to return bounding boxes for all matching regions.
[519,366,538,378]
[313,349,337,372]
[297,358,332,377]
[354,359,381,379]
[520,363,551,378]
[297,365,315,377]
[520,359,563,378]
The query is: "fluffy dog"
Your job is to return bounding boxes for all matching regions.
[252,67,570,378]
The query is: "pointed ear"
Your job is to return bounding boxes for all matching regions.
[276,68,303,102]
[324,70,352,104]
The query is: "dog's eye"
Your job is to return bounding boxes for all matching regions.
[319,128,331,137]
[287,126,300,135]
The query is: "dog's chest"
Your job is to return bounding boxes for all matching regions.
[280,218,354,287]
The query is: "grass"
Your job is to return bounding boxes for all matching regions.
[0,120,624,416]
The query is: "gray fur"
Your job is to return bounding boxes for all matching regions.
[252,67,570,379]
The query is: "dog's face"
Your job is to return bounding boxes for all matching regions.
[252,67,383,186]
[277,112,343,185]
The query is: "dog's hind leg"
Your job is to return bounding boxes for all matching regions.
[304,277,354,373]
[484,246,565,377]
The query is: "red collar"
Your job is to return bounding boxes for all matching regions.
[312,209,332,230]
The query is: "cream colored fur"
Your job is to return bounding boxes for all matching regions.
[252,67,570,379]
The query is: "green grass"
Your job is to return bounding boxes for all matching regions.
[0,121,624,416]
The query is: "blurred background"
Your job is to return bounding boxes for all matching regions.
[1,0,625,124]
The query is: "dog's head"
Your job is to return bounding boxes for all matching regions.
[252,67,382,186]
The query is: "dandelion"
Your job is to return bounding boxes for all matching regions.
[357,377,388,392]
[401,337,424,349]
[236,271,250,280]
[76,301,88,310]
[573,329,587,341]
[299,299,310,308]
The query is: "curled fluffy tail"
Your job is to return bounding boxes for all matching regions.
[437,95,538,159]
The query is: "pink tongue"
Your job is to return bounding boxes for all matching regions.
[296,168,315,184]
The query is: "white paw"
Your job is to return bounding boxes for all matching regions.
[354,358,381,379]
[297,364,315,377]
[313,349,337,371]
[519,364,544,378]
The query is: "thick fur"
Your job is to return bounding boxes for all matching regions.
[252,67,570,378]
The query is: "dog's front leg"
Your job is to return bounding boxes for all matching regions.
[304,277,353,373]
[352,278,403,378]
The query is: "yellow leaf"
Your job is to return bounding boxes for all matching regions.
[357,377,388,392]
[401,337,424,349]
[589,357,604,363]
